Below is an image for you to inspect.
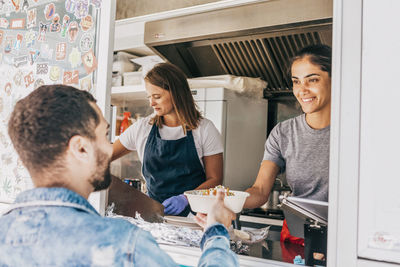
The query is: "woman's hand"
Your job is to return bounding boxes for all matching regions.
[162,194,188,215]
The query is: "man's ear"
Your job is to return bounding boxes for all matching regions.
[68,135,93,162]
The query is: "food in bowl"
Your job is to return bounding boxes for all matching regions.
[196,185,234,196]
[184,185,250,214]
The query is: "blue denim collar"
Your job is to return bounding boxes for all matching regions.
[13,187,99,216]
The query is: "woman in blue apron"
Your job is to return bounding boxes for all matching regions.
[112,63,224,216]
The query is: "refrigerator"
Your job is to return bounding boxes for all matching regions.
[111,87,268,192]
[0,0,116,213]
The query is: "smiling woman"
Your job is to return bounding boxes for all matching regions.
[244,44,332,244]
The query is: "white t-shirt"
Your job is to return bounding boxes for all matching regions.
[119,115,224,167]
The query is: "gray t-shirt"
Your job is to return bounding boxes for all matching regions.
[263,114,329,201]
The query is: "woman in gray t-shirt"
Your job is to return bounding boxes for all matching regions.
[244,44,332,242]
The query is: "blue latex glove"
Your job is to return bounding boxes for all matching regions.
[162,194,189,215]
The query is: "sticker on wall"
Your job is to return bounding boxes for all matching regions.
[29,50,40,65]
[11,0,21,12]
[10,18,25,29]
[36,62,48,75]
[33,78,44,90]
[79,74,92,92]
[4,36,13,54]
[90,0,101,9]
[27,8,36,28]
[13,70,24,86]
[79,33,93,53]
[0,18,8,29]
[49,66,61,81]
[75,0,89,19]
[37,22,48,42]
[13,34,23,50]
[65,0,76,14]
[44,3,55,20]
[21,0,29,12]
[81,49,97,74]
[68,47,81,68]
[67,21,79,43]
[63,70,79,85]
[24,71,34,88]
[25,30,36,48]
[40,43,53,60]
[4,82,12,96]
[0,30,4,46]
[50,14,61,32]
[60,15,70,38]
[13,55,28,68]
[56,42,66,60]
[79,15,93,32]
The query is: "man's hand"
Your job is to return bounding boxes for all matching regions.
[194,189,236,229]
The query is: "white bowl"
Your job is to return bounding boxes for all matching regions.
[184,190,250,214]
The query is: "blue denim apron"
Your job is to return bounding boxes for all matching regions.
[142,124,205,211]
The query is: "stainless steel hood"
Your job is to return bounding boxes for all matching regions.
[144,0,332,96]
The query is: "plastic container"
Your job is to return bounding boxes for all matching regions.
[123,71,143,86]
[184,190,250,214]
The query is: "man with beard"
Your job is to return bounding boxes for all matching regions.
[0,85,238,266]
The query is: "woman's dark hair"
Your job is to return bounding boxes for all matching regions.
[144,62,202,132]
[8,85,99,173]
[288,44,332,82]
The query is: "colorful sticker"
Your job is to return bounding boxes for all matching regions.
[50,14,61,32]
[10,19,25,29]
[13,34,23,50]
[44,3,55,20]
[79,15,93,32]
[65,0,76,14]
[79,33,93,53]
[63,70,79,85]
[79,74,92,91]
[13,70,24,86]
[38,22,48,42]
[60,15,70,38]
[4,82,12,96]
[24,71,34,88]
[82,49,97,74]
[29,50,40,65]
[75,0,89,19]
[36,63,48,75]
[49,66,61,81]
[67,21,79,43]
[34,78,44,90]
[13,55,28,68]
[0,18,9,29]
[68,47,81,68]
[90,0,101,9]
[25,30,36,48]
[40,43,53,60]
[11,0,21,12]
[0,30,4,45]
[27,8,36,28]
[21,0,29,12]
[56,42,66,60]
[4,36,13,54]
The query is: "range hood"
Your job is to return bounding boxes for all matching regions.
[144,0,332,96]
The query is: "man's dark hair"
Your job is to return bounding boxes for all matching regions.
[8,85,99,173]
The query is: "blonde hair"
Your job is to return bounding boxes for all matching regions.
[145,63,203,134]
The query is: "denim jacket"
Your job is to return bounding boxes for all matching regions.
[0,188,238,267]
